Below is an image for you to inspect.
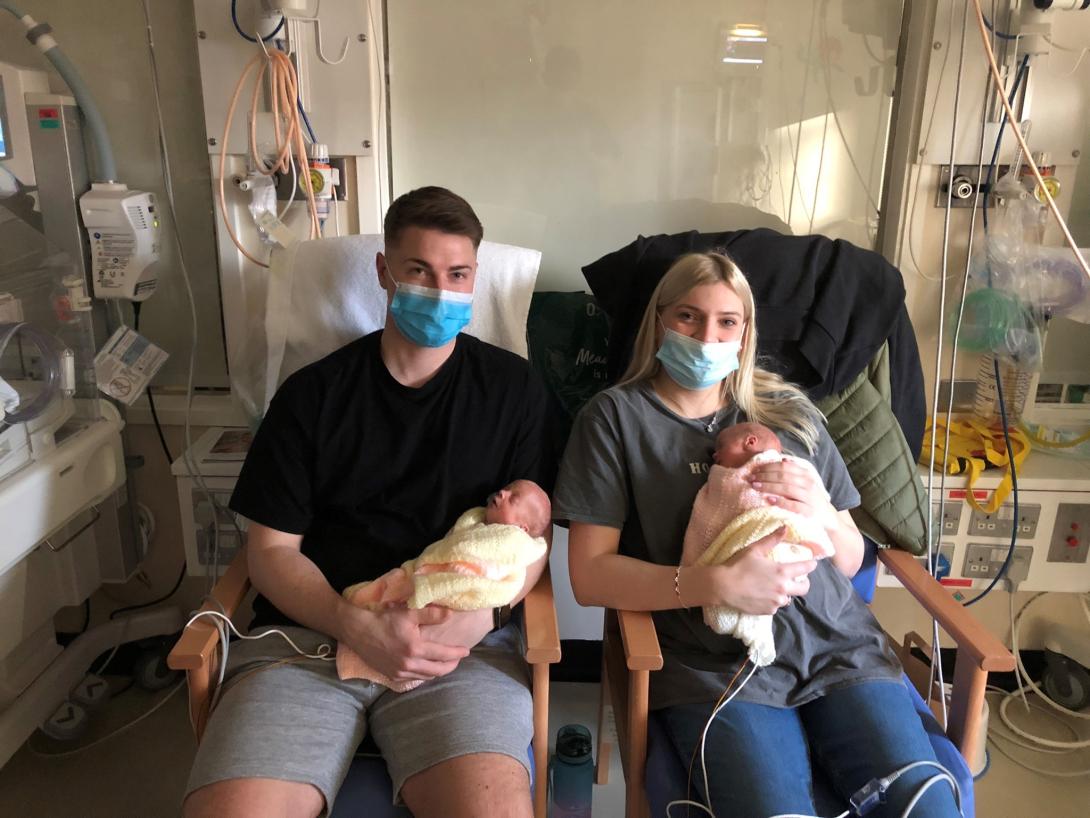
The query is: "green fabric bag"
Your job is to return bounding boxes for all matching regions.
[526,292,611,439]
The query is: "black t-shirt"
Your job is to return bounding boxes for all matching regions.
[230,330,560,629]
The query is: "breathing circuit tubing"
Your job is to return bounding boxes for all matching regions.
[0,3,117,182]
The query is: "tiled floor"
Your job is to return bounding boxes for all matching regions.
[0,678,1087,817]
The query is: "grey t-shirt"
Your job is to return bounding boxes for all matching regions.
[552,382,902,710]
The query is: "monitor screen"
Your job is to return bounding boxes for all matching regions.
[0,76,10,160]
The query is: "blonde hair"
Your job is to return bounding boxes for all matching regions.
[617,252,820,452]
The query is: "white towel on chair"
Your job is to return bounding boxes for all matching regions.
[265,234,541,410]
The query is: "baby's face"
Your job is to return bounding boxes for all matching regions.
[713,422,781,468]
[485,480,552,537]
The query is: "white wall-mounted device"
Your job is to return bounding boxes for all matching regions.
[78,183,161,301]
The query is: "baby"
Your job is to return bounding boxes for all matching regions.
[336,479,551,690]
[680,422,835,666]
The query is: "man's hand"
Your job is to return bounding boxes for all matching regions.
[337,604,470,684]
[421,607,494,650]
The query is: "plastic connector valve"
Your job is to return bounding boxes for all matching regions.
[849,777,888,815]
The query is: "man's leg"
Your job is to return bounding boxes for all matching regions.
[183,627,374,818]
[369,623,534,818]
[801,680,963,818]
[400,753,531,818]
[184,778,324,818]
[658,697,815,818]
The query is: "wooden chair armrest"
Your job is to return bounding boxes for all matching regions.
[167,551,251,672]
[878,548,1014,672]
[523,564,561,665]
[615,609,663,671]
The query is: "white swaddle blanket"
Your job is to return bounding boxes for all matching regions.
[264,234,541,411]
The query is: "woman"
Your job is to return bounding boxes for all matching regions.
[552,252,960,817]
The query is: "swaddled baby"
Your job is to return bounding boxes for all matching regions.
[336,479,551,690]
[680,422,835,666]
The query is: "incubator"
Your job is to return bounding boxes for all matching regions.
[0,27,178,761]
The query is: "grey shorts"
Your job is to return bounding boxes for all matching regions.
[185,623,533,816]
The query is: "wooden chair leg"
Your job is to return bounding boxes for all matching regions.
[949,655,988,764]
[532,662,549,818]
[627,669,650,818]
[596,652,613,786]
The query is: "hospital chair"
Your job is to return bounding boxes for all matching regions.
[580,229,1017,818]
[595,544,1013,818]
[168,556,560,818]
[167,234,560,818]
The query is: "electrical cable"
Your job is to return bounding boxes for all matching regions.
[297,97,318,144]
[982,14,1019,41]
[131,301,175,466]
[108,560,187,621]
[230,0,284,43]
[922,0,972,725]
[981,55,1031,233]
[969,0,1090,283]
[962,357,1020,606]
[666,661,755,818]
[997,592,1090,750]
[897,773,960,818]
[183,609,334,715]
[142,1,245,601]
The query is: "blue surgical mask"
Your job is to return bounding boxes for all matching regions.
[655,327,741,390]
[389,281,473,347]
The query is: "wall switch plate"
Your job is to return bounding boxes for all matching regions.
[1047,503,1090,564]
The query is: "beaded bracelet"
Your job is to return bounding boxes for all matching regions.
[674,565,684,607]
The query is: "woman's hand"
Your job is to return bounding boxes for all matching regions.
[688,528,816,615]
[748,459,837,529]
[747,459,866,578]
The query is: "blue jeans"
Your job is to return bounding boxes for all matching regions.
[659,680,962,818]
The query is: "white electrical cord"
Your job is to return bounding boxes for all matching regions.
[141,0,244,598]
[923,0,973,731]
[991,592,1090,752]
[184,609,334,714]
[897,772,960,817]
[332,182,342,237]
[665,663,758,818]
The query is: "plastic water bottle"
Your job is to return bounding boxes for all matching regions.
[550,723,593,817]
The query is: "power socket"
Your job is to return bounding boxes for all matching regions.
[968,504,1041,540]
[963,543,1032,583]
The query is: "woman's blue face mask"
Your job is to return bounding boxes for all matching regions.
[389,280,474,348]
[655,326,742,390]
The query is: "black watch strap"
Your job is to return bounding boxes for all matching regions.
[491,603,512,632]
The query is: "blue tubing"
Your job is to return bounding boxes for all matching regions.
[41,45,118,182]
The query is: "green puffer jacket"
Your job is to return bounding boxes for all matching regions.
[815,343,929,555]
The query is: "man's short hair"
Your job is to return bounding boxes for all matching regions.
[383,186,484,249]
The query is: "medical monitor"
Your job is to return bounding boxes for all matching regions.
[0,76,10,160]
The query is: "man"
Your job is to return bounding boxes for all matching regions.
[184,187,557,818]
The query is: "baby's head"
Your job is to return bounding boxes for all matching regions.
[714,422,781,468]
[485,479,552,537]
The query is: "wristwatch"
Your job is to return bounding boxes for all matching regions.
[491,603,512,632]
